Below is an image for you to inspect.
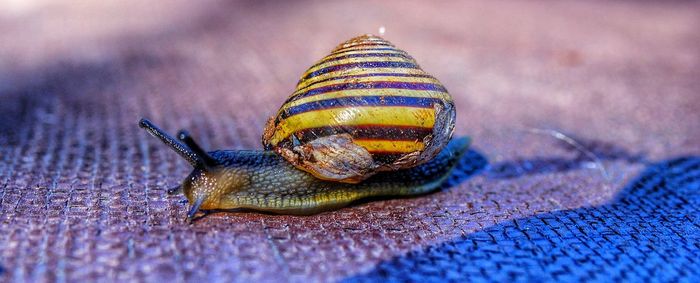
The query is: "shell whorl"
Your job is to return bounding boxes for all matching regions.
[262,34,455,183]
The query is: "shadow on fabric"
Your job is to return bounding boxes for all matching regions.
[486,135,646,179]
[345,156,700,282]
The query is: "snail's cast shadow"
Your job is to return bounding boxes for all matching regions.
[344,156,700,282]
[332,135,647,211]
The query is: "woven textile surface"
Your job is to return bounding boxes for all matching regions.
[1,1,699,282]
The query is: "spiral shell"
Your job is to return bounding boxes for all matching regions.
[262,34,455,183]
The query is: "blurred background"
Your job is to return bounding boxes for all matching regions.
[1,0,698,282]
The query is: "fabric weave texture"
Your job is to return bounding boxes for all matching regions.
[0,1,698,282]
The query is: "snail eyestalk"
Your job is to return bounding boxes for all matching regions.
[139,118,201,167]
[177,130,218,168]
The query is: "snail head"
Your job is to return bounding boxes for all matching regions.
[139,118,249,222]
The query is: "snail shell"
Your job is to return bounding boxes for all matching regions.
[262,34,455,183]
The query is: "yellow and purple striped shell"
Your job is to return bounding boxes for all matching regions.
[262,34,455,183]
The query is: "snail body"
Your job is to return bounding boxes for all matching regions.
[139,35,466,221]
[262,34,455,183]
[140,119,469,220]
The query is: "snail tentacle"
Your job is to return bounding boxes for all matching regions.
[139,118,201,167]
[186,197,205,223]
[177,130,219,168]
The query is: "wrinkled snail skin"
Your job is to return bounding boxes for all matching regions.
[140,118,469,219]
[206,137,469,214]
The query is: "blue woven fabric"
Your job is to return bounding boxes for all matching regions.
[348,157,700,282]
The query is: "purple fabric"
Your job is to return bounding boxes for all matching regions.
[0,1,698,282]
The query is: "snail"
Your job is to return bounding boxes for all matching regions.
[139,35,467,221]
